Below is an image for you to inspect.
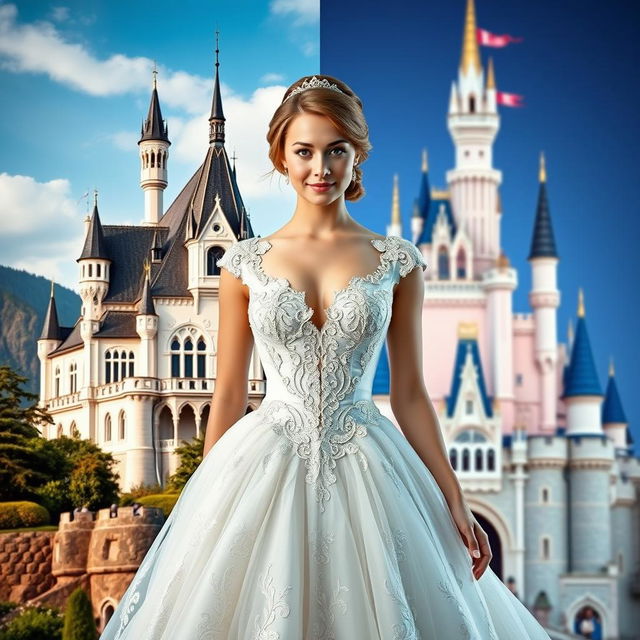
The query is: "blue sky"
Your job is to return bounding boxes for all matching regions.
[0,0,637,449]
[0,0,317,287]
[321,0,640,451]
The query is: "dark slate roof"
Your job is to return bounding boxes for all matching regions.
[602,374,628,424]
[528,182,559,259]
[562,316,602,398]
[48,320,82,355]
[40,294,61,340]
[78,203,109,261]
[101,225,170,302]
[139,86,169,143]
[446,339,493,418]
[138,275,156,315]
[417,196,457,245]
[94,311,138,338]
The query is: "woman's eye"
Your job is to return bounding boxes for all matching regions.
[331,147,346,155]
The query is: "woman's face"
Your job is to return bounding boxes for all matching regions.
[282,112,358,204]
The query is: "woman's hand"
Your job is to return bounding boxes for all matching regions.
[447,498,492,581]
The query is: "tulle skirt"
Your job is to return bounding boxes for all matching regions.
[100,407,551,639]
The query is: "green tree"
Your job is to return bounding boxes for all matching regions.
[33,437,120,517]
[0,366,53,500]
[62,587,96,640]
[166,435,204,491]
[0,603,63,640]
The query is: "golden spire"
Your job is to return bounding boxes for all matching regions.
[391,174,401,225]
[460,0,481,74]
[539,151,546,183]
[609,355,615,377]
[143,257,150,278]
[577,287,585,317]
[422,148,428,173]
[486,56,496,89]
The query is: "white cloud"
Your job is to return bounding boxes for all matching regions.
[261,72,286,84]
[0,173,86,289]
[269,0,319,27]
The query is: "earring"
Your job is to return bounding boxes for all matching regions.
[352,164,358,183]
[284,168,289,185]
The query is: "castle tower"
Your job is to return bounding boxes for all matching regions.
[602,358,631,455]
[387,173,402,237]
[446,0,501,273]
[135,260,158,378]
[563,290,614,574]
[527,153,560,433]
[524,435,569,627]
[37,281,63,405]
[77,191,110,325]
[138,67,170,226]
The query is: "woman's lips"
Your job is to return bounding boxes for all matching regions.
[308,182,334,192]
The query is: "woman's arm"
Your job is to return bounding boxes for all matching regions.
[386,266,464,508]
[203,266,255,458]
[386,265,492,579]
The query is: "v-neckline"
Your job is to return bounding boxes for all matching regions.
[253,235,390,334]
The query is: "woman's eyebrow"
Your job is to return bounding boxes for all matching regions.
[291,139,349,147]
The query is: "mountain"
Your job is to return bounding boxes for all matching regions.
[0,265,81,398]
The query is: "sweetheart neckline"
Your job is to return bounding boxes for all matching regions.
[252,235,391,334]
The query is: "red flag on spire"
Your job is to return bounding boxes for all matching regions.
[496,91,524,107]
[477,28,523,48]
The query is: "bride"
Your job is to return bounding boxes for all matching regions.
[101,74,551,639]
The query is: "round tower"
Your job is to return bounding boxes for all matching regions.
[527,152,560,433]
[138,66,170,226]
[76,191,111,326]
[524,434,568,628]
[37,280,63,412]
[135,259,158,378]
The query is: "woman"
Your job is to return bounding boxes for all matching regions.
[101,75,551,639]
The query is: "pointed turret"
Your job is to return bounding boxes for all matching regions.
[391,174,401,225]
[138,260,156,316]
[40,280,62,340]
[459,0,481,75]
[528,152,559,260]
[602,358,628,424]
[78,192,108,260]
[563,289,602,398]
[486,56,496,89]
[209,31,226,146]
[138,67,169,143]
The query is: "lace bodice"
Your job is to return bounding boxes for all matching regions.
[217,234,427,511]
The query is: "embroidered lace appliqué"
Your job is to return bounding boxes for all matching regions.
[218,235,427,514]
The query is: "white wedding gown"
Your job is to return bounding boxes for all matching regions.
[100,235,551,639]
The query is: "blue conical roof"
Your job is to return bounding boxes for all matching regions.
[563,316,601,398]
[528,181,558,259]
[602,373,627,424]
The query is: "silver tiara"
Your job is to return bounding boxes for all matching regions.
[283,76,345,102]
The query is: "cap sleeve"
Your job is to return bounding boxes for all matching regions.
[395,237,427,279]
[217,241,244,279]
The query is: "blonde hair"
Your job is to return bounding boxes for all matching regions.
[265,74,372,202]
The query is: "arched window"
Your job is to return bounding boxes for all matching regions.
[449,449,458,470]
[105,349,135,383]
[437,246,450,279]
[105,414,112,442]
[170,328,210,378]
[487,448,496,471]
[118,412,126,440]
[456,248,467,279]
[207,246,226,276]
[462,448,470,471]
[70,421,78,438]
[469,95,476,113]
[475,448,484,471]
[56,424,63,438]
[541,536,550,561]
[69,361,78,394]
[54,365,61,397]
